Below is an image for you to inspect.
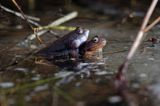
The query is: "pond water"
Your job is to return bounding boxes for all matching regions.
[0,3,160,106]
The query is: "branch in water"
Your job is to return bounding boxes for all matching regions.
[114,1,159,105]
[0,4,40,26]
[17,11,78,48]
[118,0,158,74]
[144,16,160,32]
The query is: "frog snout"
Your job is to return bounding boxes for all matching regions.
[102,39,107,46]
[83,29,89,37]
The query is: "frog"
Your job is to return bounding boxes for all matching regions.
[37,27,89,60]
[39,35,107,70]
[36,27,106,63]
[79,35,107,60]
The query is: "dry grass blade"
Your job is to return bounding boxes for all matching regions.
[0,4,40,26]
[114,1,159,105]
[12,0,34,30]
[144,16,160,32]
[17,11,78,48]
[119,0,158,74]
[0,4,40,21]
[11,0,43,44]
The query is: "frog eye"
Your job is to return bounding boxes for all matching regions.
[76,27,83,34]
[92,36,99,43]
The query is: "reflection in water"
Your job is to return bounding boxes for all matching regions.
[53,58,111,85]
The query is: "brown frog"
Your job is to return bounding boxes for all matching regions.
[43,35,107,70]
[36,28,106,62]
[79,35,107,60]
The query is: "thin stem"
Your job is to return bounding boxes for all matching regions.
[0,4,40,21]
[11,0,34,30]
[120,0,158,73]
[144,16,160,32]
[11,0,43,44]
[17,11,78,47]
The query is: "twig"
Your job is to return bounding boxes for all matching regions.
[34,28,44,44]
[0,4,40,21]
[11,0,44,44]
[0,4,40,26]
[17,11,78,47]
[144,16,160,32]
[119,0,158,74]
[114,1,158,105]
[12,0,34,30]
[37,25,76,31]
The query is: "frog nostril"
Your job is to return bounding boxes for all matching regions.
[103,40,107,44]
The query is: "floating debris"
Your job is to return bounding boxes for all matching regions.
[31,74,41,81]
[14,67,28,73]
[25,95,31,102]
[34,84,48,92]
[15,25,23,29]
[149,82,160,104]
[54,71,74,78]
[0,82,14,88]
[75,82,81,87]
[30,44,38,49]
[131,83,140,89]
[144,63,148,66]
[148,57,155,61]
[95,70,113,75]
[108,96,122,104]
[139,73,147,78]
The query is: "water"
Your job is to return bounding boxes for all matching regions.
[0,4,160,106]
